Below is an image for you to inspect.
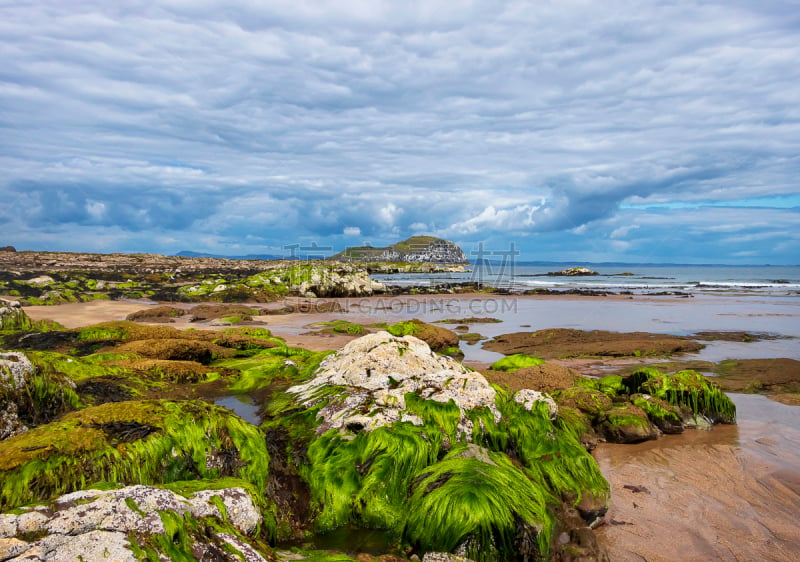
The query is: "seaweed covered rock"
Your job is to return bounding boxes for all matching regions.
[115,338,233,364]
[0,399,269,512]
[176,263,388,300]
[270,332,610,558]
[550,368,736,446]
[0,483,267,561]
[125,305,188,323]
[403,445,552,560]
[597,404,659,444]
[1,351,81,440]
[386,319,460,353]
[624,367,736,424]
[0,299,31,332]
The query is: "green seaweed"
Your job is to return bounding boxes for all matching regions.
[402,445,553,561]
[626,368,736,423]
[304,424,441,532]
[631,394,683,432]
[313,320,366,335]
[223,347,333,394]
[489,354,545,372]
[76,326,128,342]
[385,321,420,337]
[0,399,269,511]
[403,393,463,441]
[487,391,609,509]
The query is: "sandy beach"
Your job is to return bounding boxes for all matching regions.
[18,293,800,560]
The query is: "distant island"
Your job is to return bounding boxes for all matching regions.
[330,235,469,264]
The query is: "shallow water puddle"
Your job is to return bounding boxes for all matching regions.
[214,394,261,425]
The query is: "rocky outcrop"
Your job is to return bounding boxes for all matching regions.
[288,332,506,436]
[332,236,469,264]
[179,263,386,300]
[0,484,265,561]
[1,351,78,441]
[0,299,31,332]
[547,267,598,276]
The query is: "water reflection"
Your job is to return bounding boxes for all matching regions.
[214,394,261,425]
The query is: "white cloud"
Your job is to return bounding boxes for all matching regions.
[343,226,361,236]
[0,1,798,262]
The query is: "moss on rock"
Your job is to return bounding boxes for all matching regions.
[489,354,545,373]
[386,319,459,353]
[0,399,269,511]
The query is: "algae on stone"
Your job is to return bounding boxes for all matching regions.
[265,332,610,558]
[0,399,269,512]
[489,353,545,372]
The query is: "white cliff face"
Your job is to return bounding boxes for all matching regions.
[288,332,504,438]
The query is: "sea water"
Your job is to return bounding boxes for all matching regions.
[373,264,800,296]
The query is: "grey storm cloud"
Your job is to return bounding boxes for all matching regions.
[0,0,798,261]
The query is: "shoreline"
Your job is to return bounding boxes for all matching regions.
[11,293,800,559]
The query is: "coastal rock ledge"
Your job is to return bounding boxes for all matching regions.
[0,485,264,561]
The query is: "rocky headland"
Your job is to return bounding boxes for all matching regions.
[330,236,469,264]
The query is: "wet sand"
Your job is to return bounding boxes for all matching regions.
[23,299,162,328]
[595,394,800,561]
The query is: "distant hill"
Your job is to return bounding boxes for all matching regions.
[176,251,283,260]
[330,236,469,264]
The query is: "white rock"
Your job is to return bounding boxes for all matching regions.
[25,276,54,286]
[513,389,558,420]
[422,553,473,562]
[288,332,499,437]
[0,538,29,560]
[189,488,262,534]
[47,530,136,562]
[215,533,269,562]
[16,511,48,535]
[0,352,34,391]
[0,514,17,539]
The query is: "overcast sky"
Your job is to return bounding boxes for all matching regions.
[2,1,799,263]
